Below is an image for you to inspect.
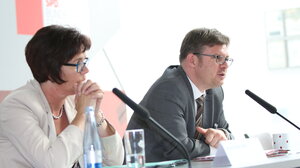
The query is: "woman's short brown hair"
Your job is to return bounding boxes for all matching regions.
[25,25,91,84]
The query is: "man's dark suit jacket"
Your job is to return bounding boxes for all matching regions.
[127,65,233,162]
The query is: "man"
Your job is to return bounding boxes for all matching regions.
[127,28,234,162]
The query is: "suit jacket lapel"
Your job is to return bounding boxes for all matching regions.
[31,80,57,140]
[176,66,196,117]
[64,96,76,124]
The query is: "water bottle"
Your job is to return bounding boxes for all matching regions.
[83,106,103,168]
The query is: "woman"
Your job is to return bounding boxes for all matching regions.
[0,25,124,167]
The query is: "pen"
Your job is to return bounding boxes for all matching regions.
[147,160,188,168]
[170,159,188,167]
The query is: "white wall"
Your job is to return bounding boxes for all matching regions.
[103,0,300,148]
[0,0,33,88]
[1,0,300,149]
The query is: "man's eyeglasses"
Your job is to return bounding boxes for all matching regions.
[63,58,89,72]
[193,53,233,66]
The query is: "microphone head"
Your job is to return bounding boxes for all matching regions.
[245,89,277,114]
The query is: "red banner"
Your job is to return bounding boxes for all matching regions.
[15,0,43,35]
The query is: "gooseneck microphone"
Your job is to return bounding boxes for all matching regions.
[245,89,300,131]
[245,90,277,114]
[112,88,192,168]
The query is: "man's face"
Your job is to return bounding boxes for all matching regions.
[194,44,230,90]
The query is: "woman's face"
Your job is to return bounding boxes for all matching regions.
[60,52,89,95]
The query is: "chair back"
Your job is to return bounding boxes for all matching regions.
[100,91,127,137]
[252,132,273,150]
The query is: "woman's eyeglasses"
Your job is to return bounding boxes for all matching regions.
[63,58,89,72]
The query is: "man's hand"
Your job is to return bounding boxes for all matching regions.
[196,127,227,147]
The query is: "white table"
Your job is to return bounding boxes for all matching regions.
[183,152,300,168]
[105,153,300,168]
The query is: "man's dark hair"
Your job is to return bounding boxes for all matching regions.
[179,28,230,63]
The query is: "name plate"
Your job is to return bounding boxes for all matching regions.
[212,138,267,167]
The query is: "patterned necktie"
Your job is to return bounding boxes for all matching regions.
[194,95,205,139]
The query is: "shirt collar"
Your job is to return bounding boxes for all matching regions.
[187,76,205,100]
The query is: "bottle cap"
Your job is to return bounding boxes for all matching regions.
[85,106,94,113]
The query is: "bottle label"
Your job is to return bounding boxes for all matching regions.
[87,162,102,168]
[84,150,102,168]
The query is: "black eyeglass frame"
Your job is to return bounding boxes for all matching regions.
[193,53,233,66]
[63,58,89,72]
